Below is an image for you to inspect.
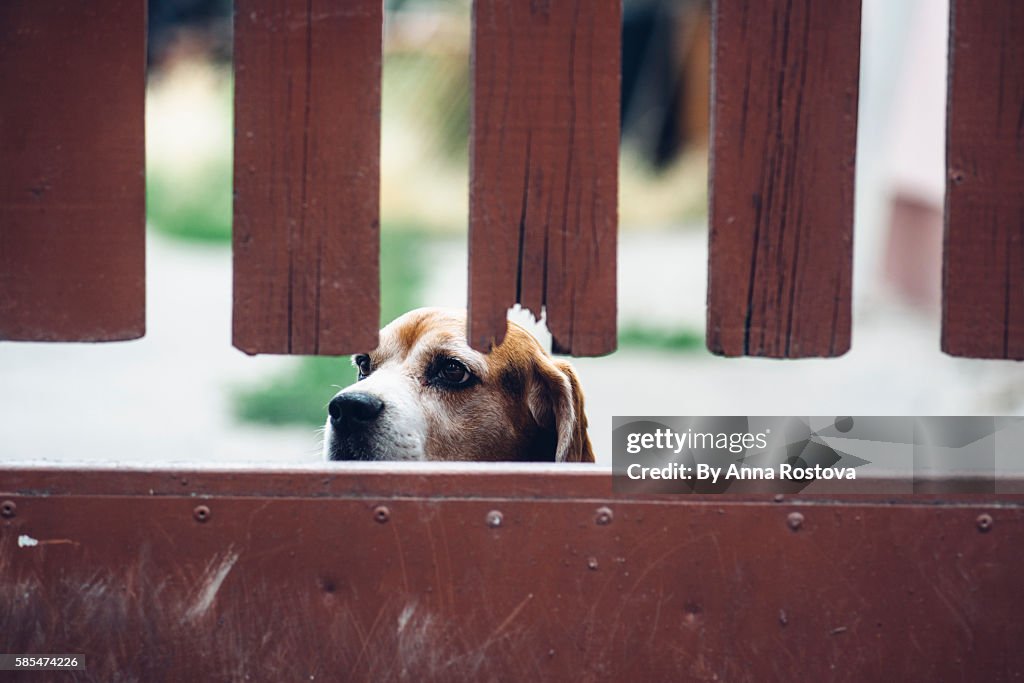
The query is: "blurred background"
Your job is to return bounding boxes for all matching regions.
[2,0,1022,465]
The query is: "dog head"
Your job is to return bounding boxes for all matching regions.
[323,307,594,463]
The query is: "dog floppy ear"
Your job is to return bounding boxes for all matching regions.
[528,357,595,463]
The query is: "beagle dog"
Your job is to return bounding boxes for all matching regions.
[323,307,594,463]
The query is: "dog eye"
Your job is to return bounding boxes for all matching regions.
[354,355,371,380]
[436,359,471,386]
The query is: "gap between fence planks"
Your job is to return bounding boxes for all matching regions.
[707,0,860,358]
[233,0,381,356]
[943,0,1024,360]
[468,0,620,357]
[0,1,146,342]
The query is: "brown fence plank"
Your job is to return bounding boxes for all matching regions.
[468,0,619,356]
[707,0,860,358]
[233,0,381,355]
[0,1,146,342]
[943,1,1024,359]
[2,468,1023,680]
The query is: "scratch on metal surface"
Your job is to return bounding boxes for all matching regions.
[397,602,415,634]
[184,549,239,622]
[390,521,411,593]
[472,592,534,658]
[17,534,77,548]
[923,567,975,646]
[349,601,389,675]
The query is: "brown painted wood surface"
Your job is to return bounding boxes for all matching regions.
[468,0,619,356]
[707,0,860,358]
[943,1,1024,359]
[233,0,382,355]
[0,1,146,342]
[2,467,1023,681]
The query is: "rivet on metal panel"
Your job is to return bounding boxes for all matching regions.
[976,513,993,532]
[193,505,211,523]
[1,500,16,518]
[587,557,599,570]
[486,510,503,528]
[373,505,390,523]
[787,512,804,531]
[773,494,784,503]
[595,506,613,525]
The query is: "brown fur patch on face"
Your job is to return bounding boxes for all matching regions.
[393,309,434,355]
[499,366,525,397]
[483,322,590,462]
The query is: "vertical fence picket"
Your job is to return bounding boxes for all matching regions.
[707,0,861,358]
[0,1,146,342]
[233,0,382,355]
[943,0,1024,359]
[468,0,620,356]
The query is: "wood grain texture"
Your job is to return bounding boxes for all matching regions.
[468,0,619,356]
[233,0,381,355]
[943,0,1024,359]
[0,1,146,342]
[707,0,860,358]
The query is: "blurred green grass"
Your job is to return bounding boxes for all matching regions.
[617,325,704,352]
[147,160,232,243]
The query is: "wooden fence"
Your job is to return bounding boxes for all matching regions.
[2,0,1021,360]
[2,465,1023,681]
[2,3,1024,680]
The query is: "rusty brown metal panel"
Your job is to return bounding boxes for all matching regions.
[1,468,1023,681]
[0,1,146,342]
[468,0,619,356]
[707,0,860,358]
[943,0,1024,359]
[233,0,381,355]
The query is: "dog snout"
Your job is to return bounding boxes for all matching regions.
[328,392,384,431]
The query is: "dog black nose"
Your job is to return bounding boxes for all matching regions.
[328,392,384,429]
